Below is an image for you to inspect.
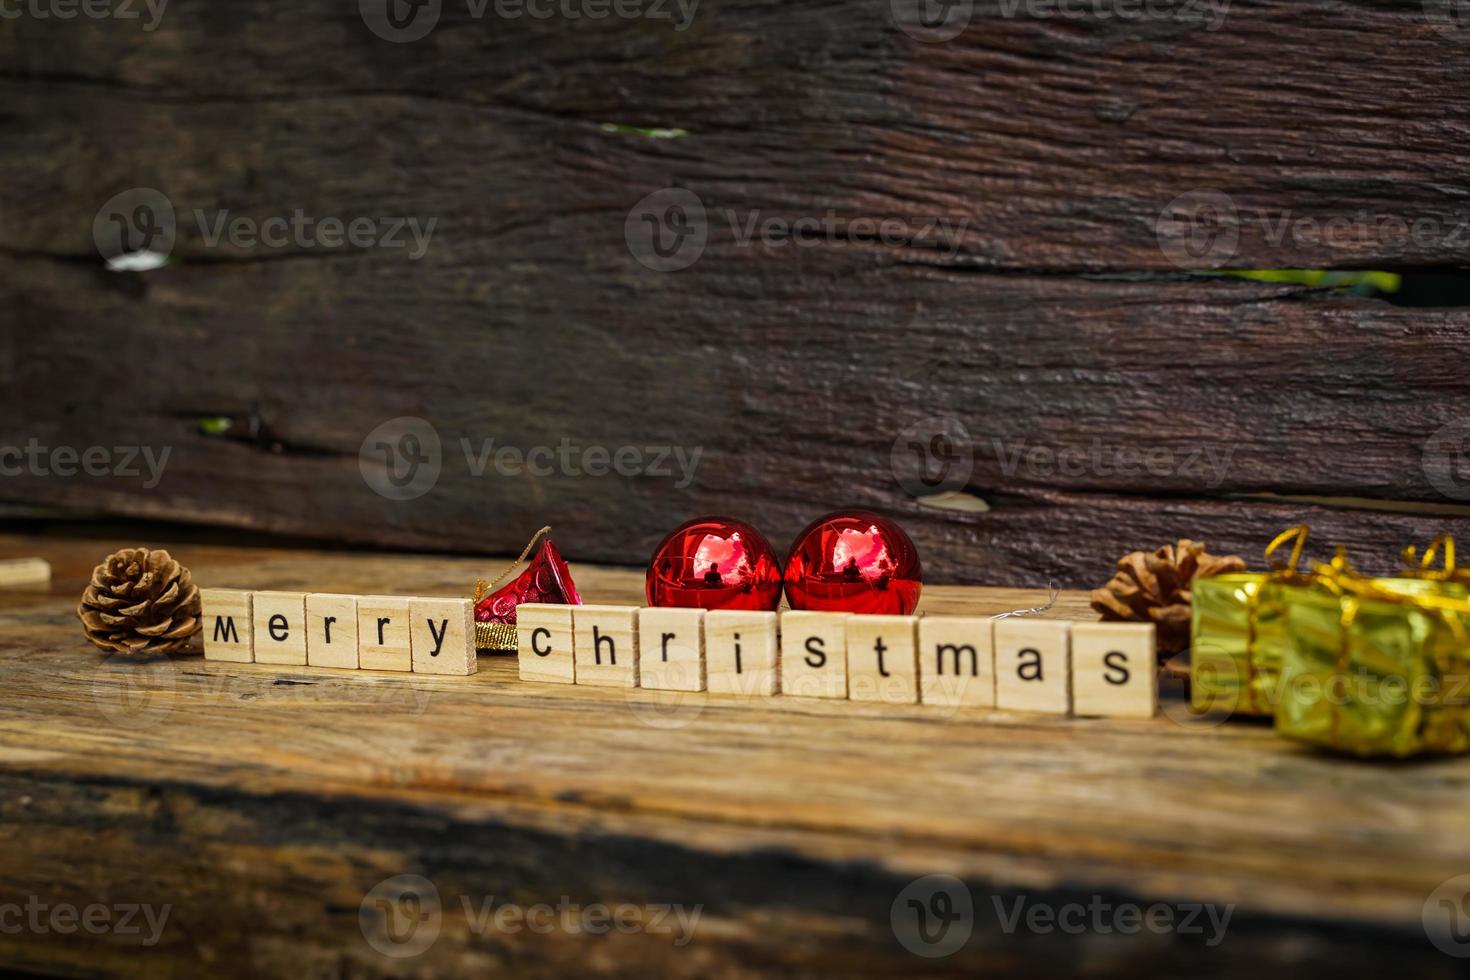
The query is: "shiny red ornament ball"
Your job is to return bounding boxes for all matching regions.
[646,517,784,611]
[783,510,922,615]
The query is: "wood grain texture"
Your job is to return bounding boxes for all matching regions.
[4,532,1469,976]
[3,0,1470,584]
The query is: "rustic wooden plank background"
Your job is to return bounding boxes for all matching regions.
[4,533,1469,977]
[2,0,1470,585]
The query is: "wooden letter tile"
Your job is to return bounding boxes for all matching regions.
[918,616,995,708]
[252,591,307,666]
[517,603,575,684]
[411,597,477,676]
[306,594,359,670]
[705,611,779,697]
[201,588,254,663]
[637,607,705,692]
[846,616,919,705]
[357,596,412,672]
[994,619,1072,715]
[1071,623,1157,719]
[574,605,639,688]
[779,611,848,699]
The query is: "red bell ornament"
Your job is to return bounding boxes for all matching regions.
[473,527,582,651]
[783,510,922,615]
[646,517,783,611]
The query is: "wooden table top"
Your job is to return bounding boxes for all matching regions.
[1,531,1464,978]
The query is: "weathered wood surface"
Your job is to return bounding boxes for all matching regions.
[3,0,1470,583]
[1,533,1468,976]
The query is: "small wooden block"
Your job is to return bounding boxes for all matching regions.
[357,596,413,672]
[1071,623,1157,719]
[0,557,50,588]
[779,611,849,699]
[705,610,779,697]
[846,615,919,705]
[637,607,705,692]
[994,619,1072,715]
[410,597,477,675]
[573,605,639,688]
[252,591,308,666]
[306,594,359,670]
[517,603,575,684]
[201,588,253,663]
[918,616,995,708]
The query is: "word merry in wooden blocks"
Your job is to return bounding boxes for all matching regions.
[411,598,477,676]
[306,594,359,670]
[918,616,995,708]
[253,591,308,667]
[358,596,413,672]
[637,607,705,692]
[779,611,848,699]
[574,605,639,688]
[994,618,1072,715]
[517,603,576,684]
[201,589,475,675]
[846,615,919,705]
[705,610,779,697]
[201,588,254,663]
[1070,622,1156,719]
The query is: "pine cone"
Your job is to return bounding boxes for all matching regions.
[77,548,201,655]
[1090,539,1246,657]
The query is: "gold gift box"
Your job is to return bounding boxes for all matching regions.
[1190,573,1292,717]
[1274,576,1470,758]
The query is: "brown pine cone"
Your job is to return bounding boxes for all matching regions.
[77,548,201,655]
[1090,539,1246,658]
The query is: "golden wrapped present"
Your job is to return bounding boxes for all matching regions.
[1274,537,1470,758]
[1190,526,1318,717]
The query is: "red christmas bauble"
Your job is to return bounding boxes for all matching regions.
[646,517,783,611]
[783,510,922,614]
